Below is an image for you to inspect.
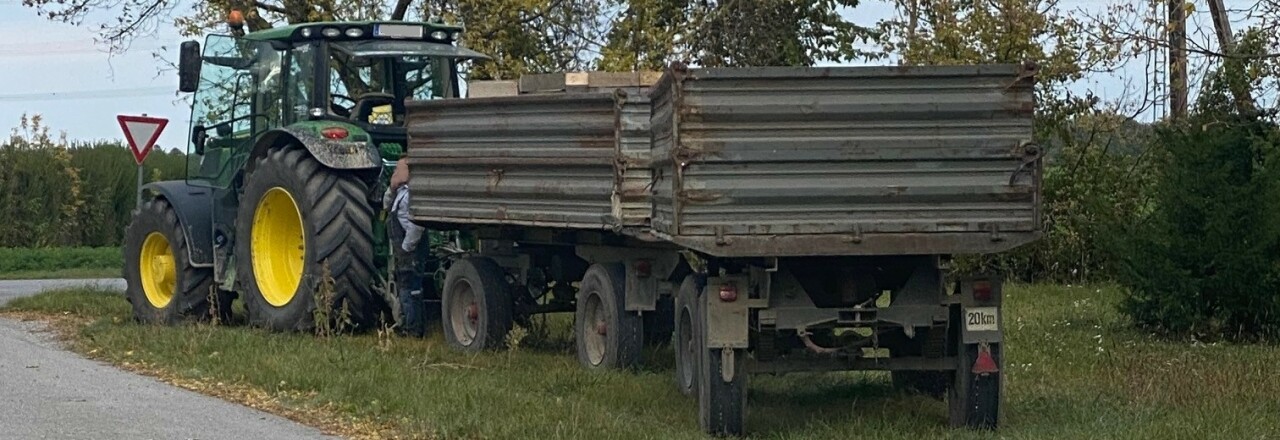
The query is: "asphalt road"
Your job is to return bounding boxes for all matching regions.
[0,279,335,439]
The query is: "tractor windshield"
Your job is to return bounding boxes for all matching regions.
[325,41,476,126]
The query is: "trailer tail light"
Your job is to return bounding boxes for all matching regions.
[321,127,349,140]
[972,343,999,375]
[972,280,993,301]
[718,283,738,302]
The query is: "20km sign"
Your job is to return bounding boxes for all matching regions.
[964,307,1000,332]
[117,115,169,165]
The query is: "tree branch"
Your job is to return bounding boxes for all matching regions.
[391,0,413,20]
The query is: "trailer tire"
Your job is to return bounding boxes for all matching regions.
[575,263,643,370]
[673,277,700,396]
[123,198,216,324]
[237,145,384,332]
[697,293,748,436]
[442,257,513,351]
[948,342,1002,429]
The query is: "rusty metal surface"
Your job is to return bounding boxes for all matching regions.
[405,92,652,229]
[648,64,1040,256]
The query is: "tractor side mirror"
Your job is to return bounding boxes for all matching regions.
[192,125,207,155]
[178,40,202,93]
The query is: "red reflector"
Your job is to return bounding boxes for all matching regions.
[972,280,993,301]
[718,284,738,302]
[321,127,349,139]
[972,343,999,375]
[633,259,652,278]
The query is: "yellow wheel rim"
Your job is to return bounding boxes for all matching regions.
[252,187,306,307]
[139,232,177,308]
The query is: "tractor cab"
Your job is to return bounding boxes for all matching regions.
[178,20,488,187]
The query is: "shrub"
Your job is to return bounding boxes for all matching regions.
[1115,108,1280,340]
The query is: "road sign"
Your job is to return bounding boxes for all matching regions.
[116,115,169,165]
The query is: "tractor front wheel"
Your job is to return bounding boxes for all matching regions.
[123,198,217,324]
[236,144,383,332]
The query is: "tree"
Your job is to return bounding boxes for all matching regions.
[599,0,877,70]
[20,0,605,80]
[1116,35,1280,338]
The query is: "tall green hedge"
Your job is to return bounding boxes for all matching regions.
[0,116,187,248]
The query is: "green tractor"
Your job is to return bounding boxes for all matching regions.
[122,19,487,331]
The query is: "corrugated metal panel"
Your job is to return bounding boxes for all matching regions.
[650,64,1040,240]
[405,92,653,229]
[614,96,652,226]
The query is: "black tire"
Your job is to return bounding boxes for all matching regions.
[574,263,643,370]
[123,197,216,324]
[236,145,384,332]
[696,287,748,436]
[441,257,513,351]
[673,276,700,396]
[948,342,1002,429]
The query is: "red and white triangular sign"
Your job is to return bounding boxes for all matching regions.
[117,115,169,165]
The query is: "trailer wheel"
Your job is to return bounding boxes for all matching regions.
[575,263,643,370]
[696,293,748,436]
[236,145,384,332]
[673,276,700,396]
[442,257,513,351]
[123,198,216,324]
[948,342,1002,429]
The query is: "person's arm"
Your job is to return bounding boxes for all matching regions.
[394,187,424,252]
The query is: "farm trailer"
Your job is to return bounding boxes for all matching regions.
[405,63,1042,435]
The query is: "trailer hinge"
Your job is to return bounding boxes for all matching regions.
[714,226,729,246]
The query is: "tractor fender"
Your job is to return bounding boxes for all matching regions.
[250,123,380,172]
[141,181,214,268]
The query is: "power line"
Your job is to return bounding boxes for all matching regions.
[0,87,174,102]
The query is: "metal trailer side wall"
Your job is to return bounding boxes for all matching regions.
[405,93,652,229]
[649,64,1041,257]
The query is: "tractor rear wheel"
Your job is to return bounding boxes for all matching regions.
[123,198,217,324]
[236,144,383,332]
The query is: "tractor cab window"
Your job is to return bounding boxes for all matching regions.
[326,41,463,126]
[186,34,279,188]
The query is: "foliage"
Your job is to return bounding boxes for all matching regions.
[0,116,186,248]
[877,0,1156,283]
[1116,41,1280,340]
[599,0,877,70]
[0,247,122,274]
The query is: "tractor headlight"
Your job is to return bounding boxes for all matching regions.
[430,30,448,41]
[345,27,364,38]
[300,27,313,38]
[450,31,461,40]
[322,27,341,38]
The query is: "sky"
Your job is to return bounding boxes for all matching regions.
[0,1,1259,152]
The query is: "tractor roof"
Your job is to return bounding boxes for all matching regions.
[243,20,464,42]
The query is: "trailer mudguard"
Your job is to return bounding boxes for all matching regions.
[251,122,381,172]
[141,181,214,267]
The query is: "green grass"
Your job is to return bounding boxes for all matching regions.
[5,284,1279,439]
[0,267,121,280]
[0,247,120,278]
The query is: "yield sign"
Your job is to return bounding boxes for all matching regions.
[117,115,169,165]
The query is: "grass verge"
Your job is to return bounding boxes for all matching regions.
[0,267,121,280]
[3,284,1279,439]
[0,247,120,279]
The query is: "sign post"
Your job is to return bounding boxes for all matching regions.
[117,114,169,207]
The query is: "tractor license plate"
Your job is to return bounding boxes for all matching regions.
[964,307,999,332]
[374,24,423,39]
